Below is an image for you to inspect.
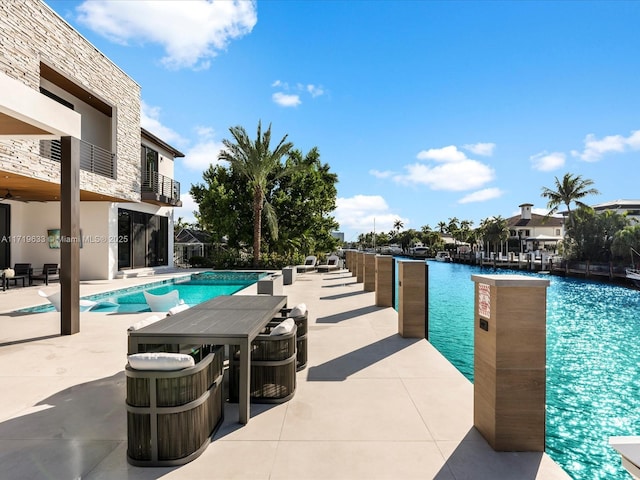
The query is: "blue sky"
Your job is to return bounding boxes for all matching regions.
[46,0,640,242]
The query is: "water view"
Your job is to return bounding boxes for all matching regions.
[423,260,640,479]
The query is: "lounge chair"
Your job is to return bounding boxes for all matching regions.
[30,263,60,285]
[38,289,99,312]
[143,290,182,312]
[6,263,31,288]
[316,254,340,273]
[296,255,317,273]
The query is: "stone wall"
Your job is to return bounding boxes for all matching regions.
[0,0,141,201]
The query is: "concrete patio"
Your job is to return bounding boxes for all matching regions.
[0,268,570,479]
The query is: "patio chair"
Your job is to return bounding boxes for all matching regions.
[316,254,340,273]
[143,290,182,312]
[273,303,308,371]
[229,318,297,403]
[30,263,60,285]
[126,345,225,466]
[6,263,31,288]
[296,255,317,273]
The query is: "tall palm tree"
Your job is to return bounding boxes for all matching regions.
[219,121,294,267]
[393,219,404,234]
[541,172,599,235]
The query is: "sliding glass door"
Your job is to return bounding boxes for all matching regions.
[118,208,168,270]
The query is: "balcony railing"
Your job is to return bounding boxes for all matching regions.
[40,139,116,179]
[142,170,181,205]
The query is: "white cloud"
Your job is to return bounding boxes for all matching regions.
[272,92,301,107]
[76,0,257,70]
[416,145,467,163]
[396,160,495,191]
[141,100,187,147]
[462,142,496,156]
[173,193,198,224]
[571,130,640,162]
[307,84,325,97]
[530,151,566,171]
[335,195,407,237]
[182,126,225,171]
[458,188,503,204]
[369,169,395,179]
[270,80,325,105]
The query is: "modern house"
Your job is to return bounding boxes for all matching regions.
[506,203,564,253]
[591,199,640,224]
[0,0,183,332]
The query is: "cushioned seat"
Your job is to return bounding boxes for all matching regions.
[31,263,60,285]
[7,263,31,288]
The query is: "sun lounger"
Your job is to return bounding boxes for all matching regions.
[296,255,317,273]
[316,254,340,272]
[143,290,182,312]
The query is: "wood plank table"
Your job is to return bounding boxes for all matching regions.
[127,295,288,424]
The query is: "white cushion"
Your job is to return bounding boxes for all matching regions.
[127,352,195,371]
[3,268,15,278]
[270,317,295,336]
[167,304,190,316]
[289,303,307,317]
[128,315,162,331]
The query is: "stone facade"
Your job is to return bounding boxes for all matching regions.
[0,0,141,201]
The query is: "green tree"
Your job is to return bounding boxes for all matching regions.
[541,173,600,238]
[568,207,629,261]
[268,147,339,256]
[612,224,640,266]
[480,216,510,255]
[218,121,294,266]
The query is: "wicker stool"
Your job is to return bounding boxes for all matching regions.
[126,345,224,467]
[229,324,297,403]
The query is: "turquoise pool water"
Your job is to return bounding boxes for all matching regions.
[20,271,267,313]
[410,260,640,480]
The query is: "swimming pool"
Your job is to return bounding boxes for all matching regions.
[20,271,268,313]
[407,260,640,480]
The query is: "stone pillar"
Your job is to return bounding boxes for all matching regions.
[350,251,357,277]
[375,255,394,307]
[398,260,428,338]
[356,252,364,283]
[363,253,376,292]
[471,274,549,452]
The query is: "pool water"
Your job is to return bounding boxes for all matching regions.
[21,271,267,313]
[410,260,640,480]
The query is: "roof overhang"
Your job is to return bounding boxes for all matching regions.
[0,72,81,139]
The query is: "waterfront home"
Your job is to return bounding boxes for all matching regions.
[506,203,564,254]
[0,0,183,333]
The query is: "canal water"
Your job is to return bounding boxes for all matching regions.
[398,260,640,480]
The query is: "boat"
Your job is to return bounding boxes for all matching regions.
[435,251,452,262]
[411,247,429,258]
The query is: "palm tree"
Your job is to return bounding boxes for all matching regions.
[541,173,599,235]
[219,121,294,267]
[393,218,404,236]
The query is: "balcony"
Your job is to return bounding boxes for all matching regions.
[141,170,182,206]
[40,139,116,179]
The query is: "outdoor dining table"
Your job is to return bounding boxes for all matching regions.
[127,294,288,424]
